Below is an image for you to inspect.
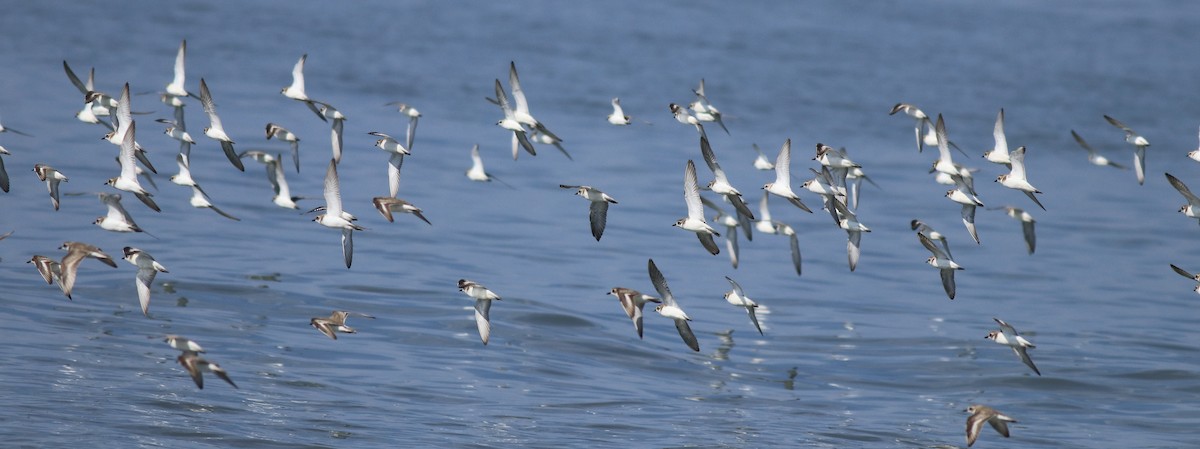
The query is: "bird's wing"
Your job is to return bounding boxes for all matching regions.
[773,139,791,185]
[323,159,343,217]
[647,259,675,306]
[589,201,609,241]
[135,266,158,315]
[683,160,704,220]
[474,298,492,345]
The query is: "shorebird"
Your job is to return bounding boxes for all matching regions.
[965,404,1017,447]
[1104,114,1150,185]
[985,317,1041,376]
[559,185,617,241]
[648,259,699,352]
[123,246,168,316]
[312,159,363,268]
[199,78,245,171]
[674,160,721,255]
[311,310,375,340]
[457,279,501,345]
[607,287,661,339]
[33,164,68,211]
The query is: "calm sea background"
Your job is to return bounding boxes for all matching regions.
[1,1,1198,447]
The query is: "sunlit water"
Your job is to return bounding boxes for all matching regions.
[1,1,1199,447]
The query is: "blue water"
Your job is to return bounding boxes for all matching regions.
[1,1,1199,447]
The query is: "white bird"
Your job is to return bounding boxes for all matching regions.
[673,160,721,255]
[933,162,978,188]
[985,317,1040,376]
[754,191,779,235]
[457,279,501,345]
[669,103,706,137]
[266,122,302,173]
[946,172,983,245]
[937,116,985,245]
[889,103,930,152]
[310,310,375,340]
[981,109,1011,167]
[607,287,661,339]
[994,146,1046,211]
[312,158,363,268]
[559,185,617,241]
[1165,173,1200,225]
[1190,126,1200,164]
[1071,130,1127,169]
[689,79,729,135]
[814,143,861,169]
[101,82,134,145]
[372,196,431,225]
[385,102,421,151]
[465,144,511,187]
[280,54,326,121]
[493,79,537,159]
[368,131,410,198]
[94,193,151,235]
[922,117,970,157]
[105,121,162,212]
[607,97,630,125]
[965,405,1017,448]
[368,131,409,156]
[930,115,962,177]
[801,166,849,224]
[751,143,774,171]
[122,246,168,316]
[993,206,1036,254]
[1104,114,1150,185]
[83,88,119,118]
[918,233,963,300]
[168,153,205,194]
[686,79,729,135]
[33,164,68,211]
[507,61,561,142]
[62,61,112,129]
[762,139,813,212]
[100,83,157,175]
[157,118,195,158]
[723,276,762,335]
[699,136,756,224]
[198,78,245,171]
[831,198,870,272]
[312,100,347,164]
[648,259,699,352]
[164,40,198,100]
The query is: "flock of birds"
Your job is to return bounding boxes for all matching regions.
[0,39,1194,447]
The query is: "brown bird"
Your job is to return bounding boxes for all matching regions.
[310,310,375,340]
